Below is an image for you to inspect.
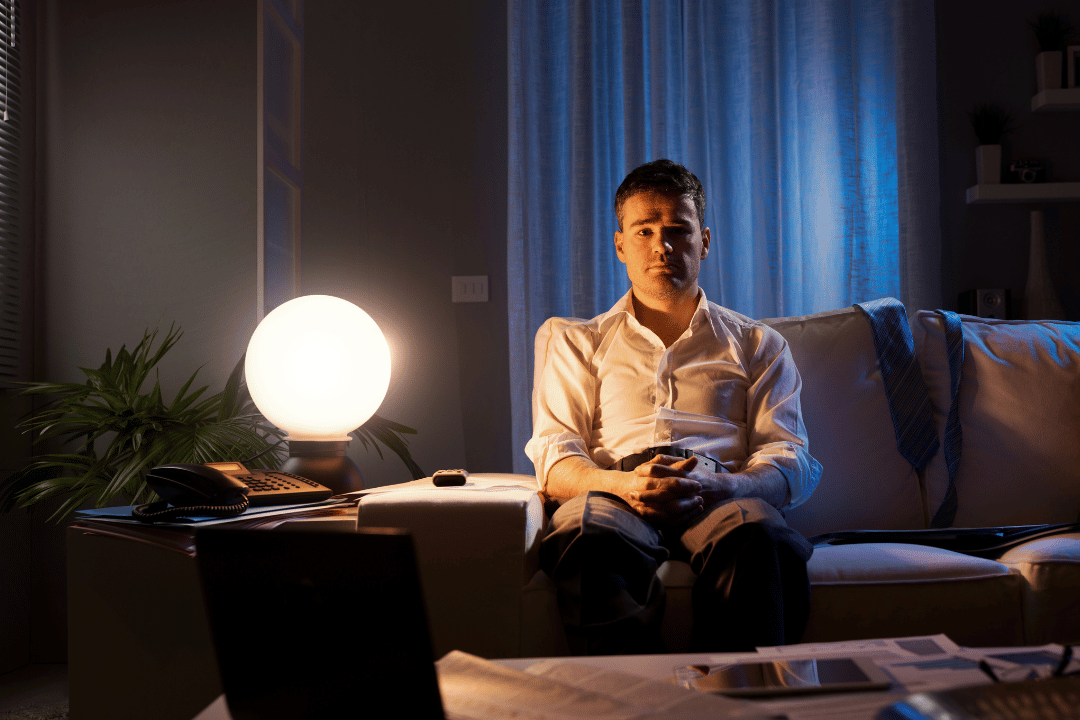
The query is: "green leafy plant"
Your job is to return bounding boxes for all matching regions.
[1028,11,1076,52]
[353,413,425,480]
[967,103,1014,146]
[0,325,424,522]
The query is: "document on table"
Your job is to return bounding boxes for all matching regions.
[70,500,358,556]
[435,650,767,720]
[672,635,958,720]
[676,634,1080,720]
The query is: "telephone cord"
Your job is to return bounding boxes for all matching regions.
[131,497,250,523]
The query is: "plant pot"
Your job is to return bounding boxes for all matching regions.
[976,145,1001,184]
[1036,51,1062,91]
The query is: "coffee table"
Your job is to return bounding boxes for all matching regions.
[192,649,913,720]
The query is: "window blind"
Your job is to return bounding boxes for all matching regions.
[0,0,19,380]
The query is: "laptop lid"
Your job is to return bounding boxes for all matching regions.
[196,527,445,720]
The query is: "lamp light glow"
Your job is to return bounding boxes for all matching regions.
[245,295,391,441]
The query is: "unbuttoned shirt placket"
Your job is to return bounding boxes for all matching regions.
[640,322,697,449]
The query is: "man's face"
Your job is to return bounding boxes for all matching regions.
[614,191,710,305]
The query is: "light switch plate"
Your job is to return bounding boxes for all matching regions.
[452,275,489,303]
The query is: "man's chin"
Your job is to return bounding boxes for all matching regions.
[635,280,696,304]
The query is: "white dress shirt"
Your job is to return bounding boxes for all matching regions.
[525,289,821,510]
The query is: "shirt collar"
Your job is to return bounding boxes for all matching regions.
[694,290,726,340]
[595,289,636,334]
[688,289,720,340]
[598,288,718,340]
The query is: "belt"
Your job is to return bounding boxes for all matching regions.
[608,446,722,473]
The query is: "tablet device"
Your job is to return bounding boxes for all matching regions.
[687,657,893,697]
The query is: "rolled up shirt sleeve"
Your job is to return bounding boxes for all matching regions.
[742,326,822,510]
[525,319,599,490]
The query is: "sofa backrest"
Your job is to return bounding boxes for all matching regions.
[913,311,1080,527]
[764,306,927,536]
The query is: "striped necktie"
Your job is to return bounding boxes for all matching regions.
[929,310,964,528]
[855,298,940,473]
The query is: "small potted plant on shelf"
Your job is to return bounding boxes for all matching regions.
[1029,11,1077,91]
[968,102,1013,185]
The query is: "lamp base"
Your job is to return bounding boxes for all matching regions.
[281,440,364,495]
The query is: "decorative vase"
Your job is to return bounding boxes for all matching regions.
[1036,51,1062,91]
[1024,209,1065,320]
[975,145,1001,184]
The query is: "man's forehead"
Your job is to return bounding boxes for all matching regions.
[621,191,697,224]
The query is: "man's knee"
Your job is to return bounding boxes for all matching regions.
[679,500,812,588]
[541,491,666,572]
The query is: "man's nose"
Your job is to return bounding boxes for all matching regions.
[652,232,674,253]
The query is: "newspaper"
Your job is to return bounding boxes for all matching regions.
[435,650,764,720]
[878,642,1078,691]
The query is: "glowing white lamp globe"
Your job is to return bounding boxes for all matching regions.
[245,295,391,493]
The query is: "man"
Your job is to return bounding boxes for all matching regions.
[525,159,822,655]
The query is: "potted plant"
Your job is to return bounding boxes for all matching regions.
[1029,11,1077,91]
[0,325,424,522]
[968,102,1013,185]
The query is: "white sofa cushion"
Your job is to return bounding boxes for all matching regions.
[913,312,1080,527]
[999,532,1080,644]
[802,543,1025,646]
[764,307,925,536]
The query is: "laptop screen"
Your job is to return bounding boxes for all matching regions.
[196,527,445,720]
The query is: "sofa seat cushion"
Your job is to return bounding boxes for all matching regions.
[808,542,1010,583]
[763,306,926,537]
[999,532,1080,644]
[801,543,1025,646]
[913,312,1080,527]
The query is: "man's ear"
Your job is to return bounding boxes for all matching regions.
[614,231,626,262]
[700,227,711,259]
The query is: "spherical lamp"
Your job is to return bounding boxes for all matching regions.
[245,295,391,493]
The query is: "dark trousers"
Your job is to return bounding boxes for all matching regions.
[539,491,813,655]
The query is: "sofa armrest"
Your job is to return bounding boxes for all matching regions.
[355,473,544,658]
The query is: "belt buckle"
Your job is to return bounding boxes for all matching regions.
[648,446,717,473]
[688,450,717,473]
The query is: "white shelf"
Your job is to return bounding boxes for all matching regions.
[966,183,1080,203]
[1031,88,1080,111]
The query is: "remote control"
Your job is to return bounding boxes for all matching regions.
[432,469,469,487]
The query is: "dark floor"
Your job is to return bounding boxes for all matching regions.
[0,664,68,716]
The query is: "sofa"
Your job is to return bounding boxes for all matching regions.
[354,300,1080,659]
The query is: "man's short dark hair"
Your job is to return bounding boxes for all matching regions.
[614,159,706,231]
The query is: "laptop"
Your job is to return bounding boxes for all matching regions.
[195,527,446,720]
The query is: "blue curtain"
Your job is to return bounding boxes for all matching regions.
[508,0,941,472]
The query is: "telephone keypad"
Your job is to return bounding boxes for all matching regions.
[236,470,333,506]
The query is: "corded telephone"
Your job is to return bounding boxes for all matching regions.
[132,461,334,523]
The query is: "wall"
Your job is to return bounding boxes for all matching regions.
[42,0,259,387]
[302,0,510,486]
[936,0,1080,317]
[24,0,259,662]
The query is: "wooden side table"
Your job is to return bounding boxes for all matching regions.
[66,514,354,720]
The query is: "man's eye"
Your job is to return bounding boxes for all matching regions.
[638,228,652,236]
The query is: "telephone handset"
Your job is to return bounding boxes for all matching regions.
[132,462,334,523]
